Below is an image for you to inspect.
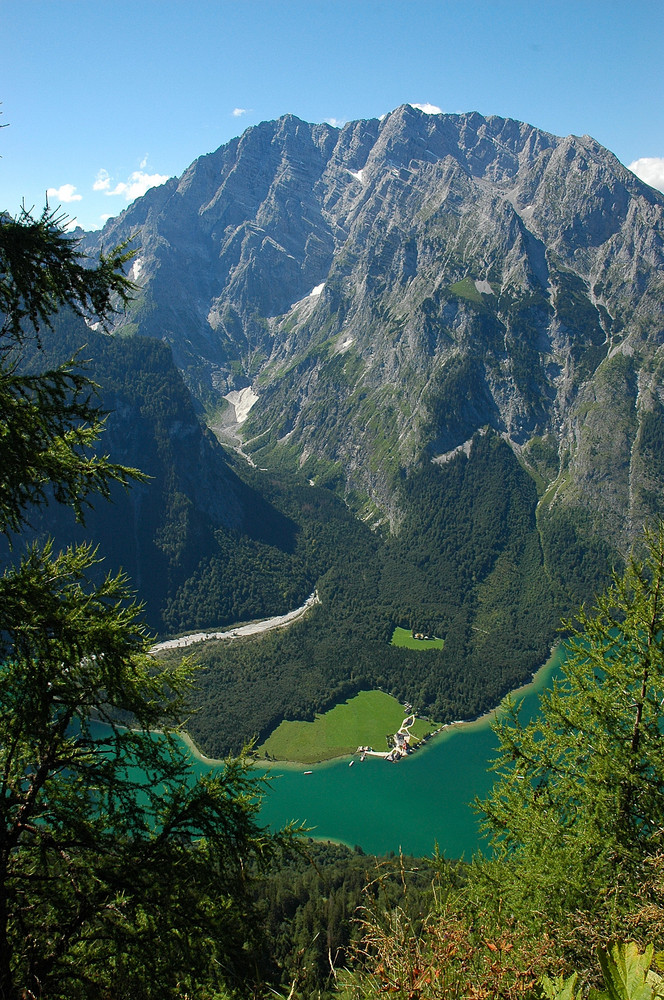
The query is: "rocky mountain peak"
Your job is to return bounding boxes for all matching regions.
[85,108,664,548]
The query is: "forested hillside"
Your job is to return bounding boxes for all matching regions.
[0,206,291,999]
[5,313,330,636]
[9,312,618,756]
[169,430,576,756]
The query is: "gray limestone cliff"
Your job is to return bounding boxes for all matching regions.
[84,105,664,552]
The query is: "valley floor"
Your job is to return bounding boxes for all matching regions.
[150,591,320,652]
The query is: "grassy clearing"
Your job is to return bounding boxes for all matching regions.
[390,627,444,650]
[448,276,484,304]
[258,690,436,763]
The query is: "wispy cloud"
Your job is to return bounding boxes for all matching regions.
[93,169,111,192]
[47,183,82,203]
[326,117,346,128]
[232,107,250,117]
[95,168,170,201]
[628,157,664,193]
[107,171,170,200]
[409,103,443,115]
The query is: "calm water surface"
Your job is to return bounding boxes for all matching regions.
[94,647,563,859]
[183,645,565,858]
[254,647,564,857]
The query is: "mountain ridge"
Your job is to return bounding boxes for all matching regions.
[84,105,664,552]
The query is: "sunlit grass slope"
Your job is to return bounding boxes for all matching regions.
[258,690,435,763]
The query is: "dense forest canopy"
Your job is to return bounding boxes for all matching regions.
[0,205,294,999]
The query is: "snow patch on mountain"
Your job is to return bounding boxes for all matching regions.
[335,335,355,354]
[224,387,258,424]
[129,256,144,282]
[288,283,325,312]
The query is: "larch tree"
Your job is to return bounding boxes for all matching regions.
[473,522,664,957]
[0,205,287,999]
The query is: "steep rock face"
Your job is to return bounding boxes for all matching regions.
[86,106,664,548]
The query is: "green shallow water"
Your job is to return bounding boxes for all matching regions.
[253,646,564,858]
[91,646,564,859]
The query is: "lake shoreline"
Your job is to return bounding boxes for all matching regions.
[179,644,565,771]
[92,645,565,857]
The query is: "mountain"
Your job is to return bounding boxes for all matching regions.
[36,105,663,751]
[85,105,664,566]
[7,311,330,636]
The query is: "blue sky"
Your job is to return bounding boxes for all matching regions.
[2,0,663,231]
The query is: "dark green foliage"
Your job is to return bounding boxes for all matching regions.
[253,840,441,997]
[0,233,138,537]
[0,204,134,344]
[635,401,664,525]
[8,313,323,636]
[0,205,291,999]
[524,434,560,492]
[333,529,664,996]
[638,402,664,482]
[0,351,139,536]
[539,502,616,606]
[424,355,499,453]
[383,433,560,717]
[182,430,564,755]
[473,523,664,963]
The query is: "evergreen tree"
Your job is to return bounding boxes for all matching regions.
[0,206,286,998]
[474,523,664,952]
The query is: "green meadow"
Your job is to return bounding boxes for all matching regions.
[257,690,436,763]
[390,626,445,650]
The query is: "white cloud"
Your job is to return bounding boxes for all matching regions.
[139,154,149,169]
[104,170,170,201]
[628,157,664,193]
[46,183,82,203]
[232,107,249,117]
[326,117,346,128]
[409,103,443,115]
[93,169,111,192]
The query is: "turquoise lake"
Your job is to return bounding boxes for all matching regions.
[185,645,566,859]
